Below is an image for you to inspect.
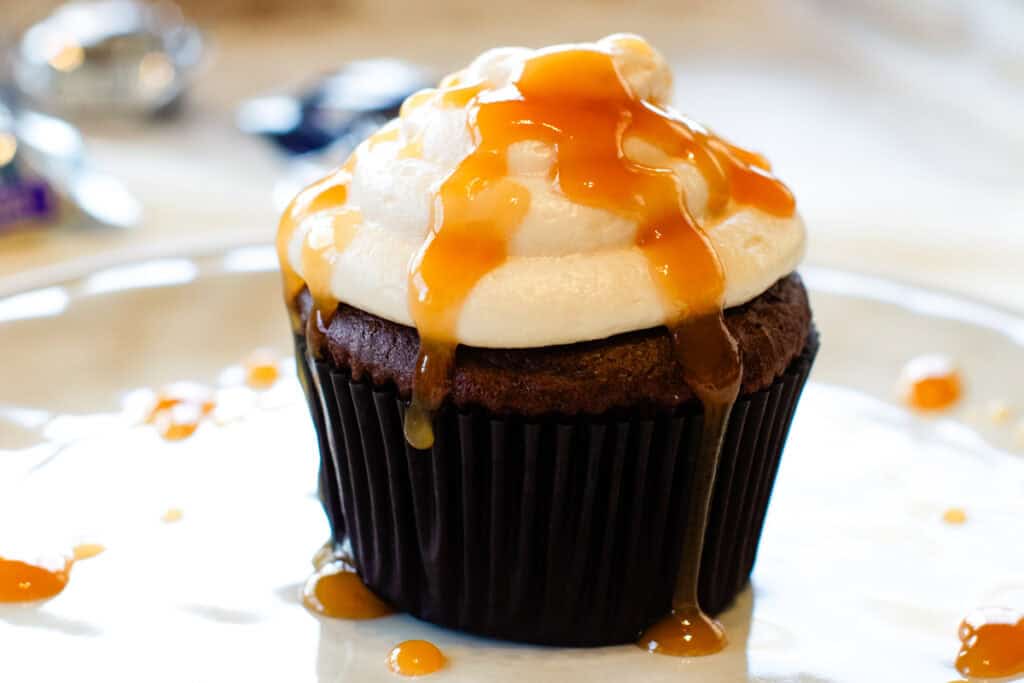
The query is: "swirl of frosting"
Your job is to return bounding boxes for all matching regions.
[277,34,805,348]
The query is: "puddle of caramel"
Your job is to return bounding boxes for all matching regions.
[639,604,727,656]
[956,608,1024,679]
[901,355,963,412]
[243,349,281,390]
[302,559,394,620]
[387,640,446,677]
[0,556,72,603]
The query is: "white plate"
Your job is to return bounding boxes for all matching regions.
[1,245,1022,682]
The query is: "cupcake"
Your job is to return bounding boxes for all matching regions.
[278,35,817,650]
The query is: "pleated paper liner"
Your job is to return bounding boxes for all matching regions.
[297,331,818,647]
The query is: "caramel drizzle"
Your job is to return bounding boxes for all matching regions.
[405,46,791,450]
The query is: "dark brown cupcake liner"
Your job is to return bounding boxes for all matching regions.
[296,330,818,646]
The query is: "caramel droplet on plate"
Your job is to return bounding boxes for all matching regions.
[387,640,446,677]
[244,349,281,389]
[302,560,394,620]
[900,354,963,412]
[943,507,968,525]
[162,507,184,523]
[147,382,216,441]
[638,605,728,657]
[956,608,1024,679]
[0,556,72,603]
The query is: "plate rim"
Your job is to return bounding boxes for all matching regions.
[2,239,1023,343]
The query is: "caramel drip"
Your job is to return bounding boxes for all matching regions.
[298,208,362,318]
[387,640,446,677]
[0,556,72,603]
[404,340,455,450]
[639,315,741,656]
[276,167,354,330]
[302,558,394,620]
[956,608,1024,679]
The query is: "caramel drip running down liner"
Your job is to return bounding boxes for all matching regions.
[279,42,796,655]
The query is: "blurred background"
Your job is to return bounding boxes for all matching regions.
[0,0,1022,309]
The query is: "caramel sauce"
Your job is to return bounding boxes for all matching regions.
[387,640,446,677]
[311,539,339,571]
[146,382,216,441]
[640,315,740,657]
[298,208,362,318]
[639,604,727,656]
[302,559,394,620]
[943,507,968,525]
[162,507,184,523]
[901,354,963,412]
[404,45,789,451]
[368,124,401,148]
[0,556,72,603]
[71,543,105,561]
[398,136,424,160]
[243,348,281,389]
[276,168,354,327]
[956,608,1024,679]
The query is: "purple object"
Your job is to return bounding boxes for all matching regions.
[0,178,57,230]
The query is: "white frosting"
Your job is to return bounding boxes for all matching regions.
[285,35,806,348]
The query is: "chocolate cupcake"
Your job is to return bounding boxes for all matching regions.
[279,35,817,650]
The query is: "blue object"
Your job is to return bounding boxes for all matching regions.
[238,59,432,156]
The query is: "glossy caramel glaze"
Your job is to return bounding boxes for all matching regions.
[302,559,394,620]
[387,640,446,677]
[956,608,1024,679]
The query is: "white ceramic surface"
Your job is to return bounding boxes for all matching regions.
[1,245,1022,682]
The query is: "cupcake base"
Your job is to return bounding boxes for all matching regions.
[296,331,818,646]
